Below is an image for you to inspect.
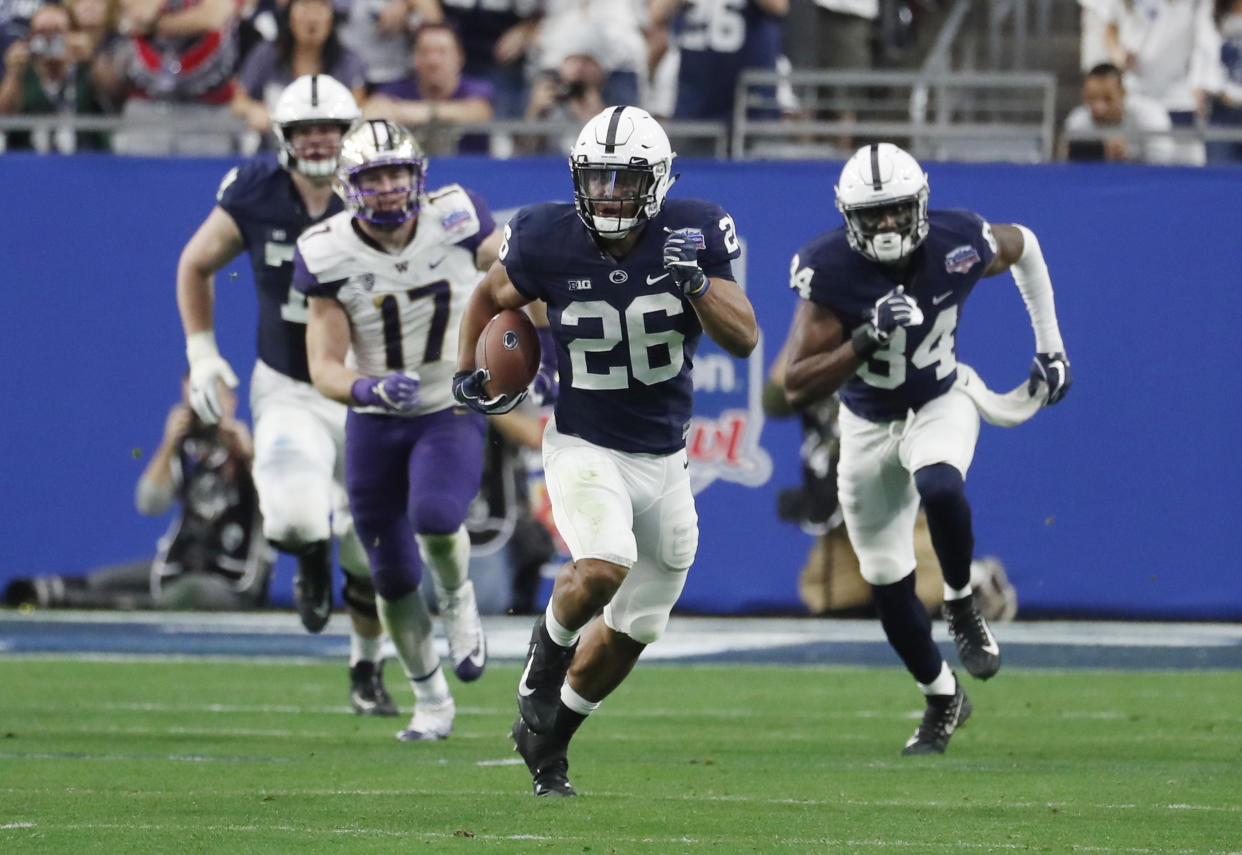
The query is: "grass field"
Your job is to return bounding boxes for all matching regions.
[1,659,1239,854]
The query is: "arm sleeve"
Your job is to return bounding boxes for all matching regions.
[1010,224,1066,354]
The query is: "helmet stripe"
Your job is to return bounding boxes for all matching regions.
[310,74,319,107]
[603,105,624,154]
[869,143,882,190]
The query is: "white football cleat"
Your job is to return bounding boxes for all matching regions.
[440,580,487,682]
[396,697,455,742]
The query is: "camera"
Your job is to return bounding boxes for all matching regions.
[555,80,589,103]
[28,34,66,59]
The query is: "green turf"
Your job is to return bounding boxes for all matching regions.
[0,659,1239,853]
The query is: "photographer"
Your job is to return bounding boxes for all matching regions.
[0,0,111,151]
[4,376,274,611]
[518,49,606,155]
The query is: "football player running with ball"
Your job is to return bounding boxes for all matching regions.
[295,120,503,742]
[781,143,1072,755]
[454,106,758,796]
[176,75,398,717]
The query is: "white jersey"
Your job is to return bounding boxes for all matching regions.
[295,184,490,416]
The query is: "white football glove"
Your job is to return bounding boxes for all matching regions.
[186,331,238,425]
[870,286,924,342]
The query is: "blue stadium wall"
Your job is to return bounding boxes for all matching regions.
[2,155,1239,620]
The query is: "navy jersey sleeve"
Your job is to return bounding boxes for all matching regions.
[663,197,741,281]
[291,247,344,298]
[498,205,544,301]
[936,208,998,276]
[215,159,276,225]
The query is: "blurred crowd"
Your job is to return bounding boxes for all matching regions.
[1,0,1241,162]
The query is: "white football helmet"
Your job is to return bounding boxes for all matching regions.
[334,119,427,227]
[835,143,929,265]
[569,105,676,239]
[271,74,360,179]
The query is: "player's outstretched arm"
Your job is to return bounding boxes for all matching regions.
[305,296,363,406]
[456,260,531,373]
[985,222,1072,405]
[690,278,759,359]
[177,206,245,424]
[783,300,867,409]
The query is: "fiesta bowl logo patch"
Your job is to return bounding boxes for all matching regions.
[945,244,980,274]
[440,209,471,232]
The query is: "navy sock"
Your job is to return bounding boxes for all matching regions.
[914,463,974,591]
[871,574,942,684]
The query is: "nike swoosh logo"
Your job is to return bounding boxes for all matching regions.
[430,255,447,268]
[466,640,486,669]
[647,273,670,285]
[517,657,535,697]
[932,292,952,305]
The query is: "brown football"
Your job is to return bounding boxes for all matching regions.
[475,308,540,400]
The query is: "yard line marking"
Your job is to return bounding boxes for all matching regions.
[8,823,1237,852]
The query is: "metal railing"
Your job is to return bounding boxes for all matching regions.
[730,69,1059,163]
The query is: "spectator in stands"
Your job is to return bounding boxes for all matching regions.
[1208,0,1242,162]
[652,0,786,152]
[109,0,241,155]
[363,21,492,154]
[0,0,113,152]
[337,0,438,90]
[2,377,275,611]
[1101,0,1221,165]
[783,0,874,75]
[430,0,541,119]
[1060,62,1189,163]
[535,1,646,108]
[232,0,366,137]
[518,34,608,154]
[0,0,44,74]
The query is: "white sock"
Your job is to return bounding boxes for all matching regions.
[377,590,440,682]
[917,661,957,697]
[560,682,600,716]
[349,631,384,667]
[545,600,580,648]
[943,584,972,602]
[411,665,452,705]
[419,527,471,599]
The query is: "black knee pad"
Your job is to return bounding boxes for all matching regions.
[342,572,378,619]
[913,463,965,505]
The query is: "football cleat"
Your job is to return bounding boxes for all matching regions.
[292,542,333,633]
[511,717,576,797]
[945,594,1001,680]
[396,696,454,742]
[517,614,577,734]
[902,682,972,756]
[349,659,399,717]
[439,580,487,682]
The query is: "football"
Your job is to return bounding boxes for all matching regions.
[475,308,540,400]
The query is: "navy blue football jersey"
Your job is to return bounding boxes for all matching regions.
[674,0,782,122]
[791,209,998,422]
[503,198,740,454]
[216,159,344,383]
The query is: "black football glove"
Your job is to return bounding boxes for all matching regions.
[452,369,526,415]
[1029,352,1072,405]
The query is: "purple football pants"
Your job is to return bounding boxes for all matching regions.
[345,407,486,600]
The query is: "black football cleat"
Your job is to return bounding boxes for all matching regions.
[511,717,576,797]
[292,542,333,633]
[902,682,973,756]
[350,659,399,717]
[945,594,1001,680]
[517,614,577,734]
